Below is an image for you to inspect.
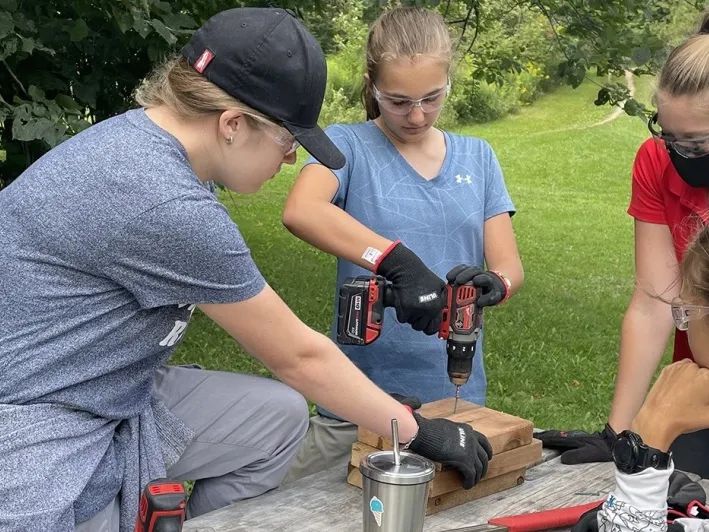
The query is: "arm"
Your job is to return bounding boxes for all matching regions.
[597,361,709,532]
[200,285,493,489]
[199,285,418,441]
[608,220,679,431]
[483,212,523,296]
[284,163,446,334]
[282,164,392,270]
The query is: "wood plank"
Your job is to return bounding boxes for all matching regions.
[358,398,533,455]
[349,440,542,496]
[346,465,526,516]
[426,468,526,515]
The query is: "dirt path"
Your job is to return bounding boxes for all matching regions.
[533,70,636,136]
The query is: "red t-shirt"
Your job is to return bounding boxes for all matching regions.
[628,138,709,361]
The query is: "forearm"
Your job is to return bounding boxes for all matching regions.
[283,199,392,271]
[274,331,418,442]
[609,305,674,430]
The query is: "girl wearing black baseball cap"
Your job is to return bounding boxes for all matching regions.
[0,8,488,531]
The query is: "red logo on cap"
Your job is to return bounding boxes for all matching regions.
[194,49,215,73]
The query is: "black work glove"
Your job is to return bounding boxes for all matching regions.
[409,413,493,489]
[446,265,509,307]
[376,242,445,334]
[668,470,707,515]
[536,424,617,465]
[570,502,603,532]
[389,393,422,411]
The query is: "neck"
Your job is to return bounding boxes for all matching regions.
[144,106,218,181]
[373,117,439,150]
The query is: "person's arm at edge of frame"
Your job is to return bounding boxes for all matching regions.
[608,220,679,432]
[282,163,393,271]
[482,212,523,297]
[596,361,709,532]
[198,284,418,441]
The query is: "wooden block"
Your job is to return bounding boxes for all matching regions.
[346,464,526,516]
[350,439,542,496]
[426,468,525,515]
[358,398,533,455]
[426,440,541,497]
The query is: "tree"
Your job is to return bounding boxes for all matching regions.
[0,0,706,187]
[0,0,327,187]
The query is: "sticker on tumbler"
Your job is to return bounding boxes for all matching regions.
[369,496,384,527]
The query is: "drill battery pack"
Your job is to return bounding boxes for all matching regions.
[337,275,391,345]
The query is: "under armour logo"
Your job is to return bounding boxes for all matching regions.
[455,174,472,184]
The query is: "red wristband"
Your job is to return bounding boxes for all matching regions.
[373,239,401,273]
[491,270,512,304]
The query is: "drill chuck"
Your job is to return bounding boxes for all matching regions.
[446,338,476,386]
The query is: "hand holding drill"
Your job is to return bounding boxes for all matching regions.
[374,241,446,334]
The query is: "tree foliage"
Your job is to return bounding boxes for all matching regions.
[0,0,706,186]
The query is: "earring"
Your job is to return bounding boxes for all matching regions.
[225,136,233,145]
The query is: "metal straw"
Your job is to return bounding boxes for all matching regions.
[391,418,401,466]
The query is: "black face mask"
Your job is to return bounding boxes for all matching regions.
[669,145,709,188]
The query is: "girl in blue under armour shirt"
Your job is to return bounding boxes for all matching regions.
[282,6,523,481]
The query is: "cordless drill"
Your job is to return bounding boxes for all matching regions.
[135,479,186,532]
[337,274,482,411]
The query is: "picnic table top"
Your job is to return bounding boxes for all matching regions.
[183,454,619,532]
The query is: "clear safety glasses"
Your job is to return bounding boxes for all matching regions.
[671,298,709,331]
[243,111,300,156]
[648,113,709,159]
[372,82,450,116]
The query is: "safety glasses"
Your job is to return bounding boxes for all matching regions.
[372,82,450,116]
[671,298,709,331]
[242,111,300,156]
[648,113,709,159]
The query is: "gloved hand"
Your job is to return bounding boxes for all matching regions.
[376,242,445,334]
[536,424,617,465]
[446,265,509,307]
[389,393,422,411]
[408,413,493,489]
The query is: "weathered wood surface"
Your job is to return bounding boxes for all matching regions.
[183,457,618,532]
[358,398,533,455]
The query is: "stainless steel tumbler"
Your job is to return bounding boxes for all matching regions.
[360,449,435,531]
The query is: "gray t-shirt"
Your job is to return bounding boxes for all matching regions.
[0,108,265,526]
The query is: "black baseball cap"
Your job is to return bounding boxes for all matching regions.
[182,8,345,170]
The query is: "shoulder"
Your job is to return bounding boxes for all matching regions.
[445,130,495,155]
[325,122,377,142]
[633,138,671,180]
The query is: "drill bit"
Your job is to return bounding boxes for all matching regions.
[453,385,461,414]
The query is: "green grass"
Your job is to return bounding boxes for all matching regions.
[173,76,671,431]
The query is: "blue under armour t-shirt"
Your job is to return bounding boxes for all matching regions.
[304,121,515,411]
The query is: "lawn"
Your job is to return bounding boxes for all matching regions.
[172,76,670,431]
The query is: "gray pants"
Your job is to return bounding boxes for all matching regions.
[77,365,309,531]
[283,414,358,484]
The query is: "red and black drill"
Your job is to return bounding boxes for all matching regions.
[337,274,482,412]
[135,479,186,532]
